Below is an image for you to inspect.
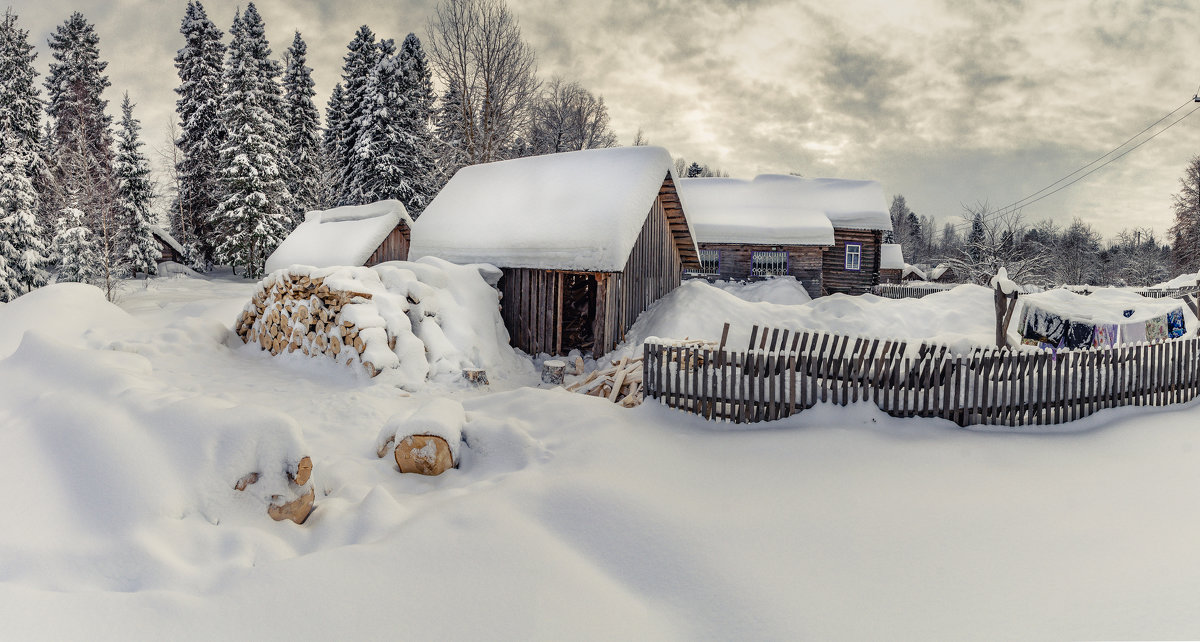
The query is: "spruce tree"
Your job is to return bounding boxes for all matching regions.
[45,12,121,298]
[351,42,402,205]
[394,33,437,216]
[433,78,468,189]
[115,94,158,277]
[211,4,288,278]
[0,138,49,299]
[52,207,99,284]
[173,0,225,266]
[336,26,384,204]
[0,9,42,155]
[322,82,347,207]
[282,31,322,224]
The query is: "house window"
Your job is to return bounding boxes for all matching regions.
[698,249,720,275]
[751,251,788,276]
[844,243,862,271]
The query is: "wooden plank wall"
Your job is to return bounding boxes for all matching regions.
[596,194,684,354]
[644,325,1200,426]
[498,267,561,355]
[823,229,882,294]
[878,269,902,284]
[695,242,824,298]
[364,223,411,266]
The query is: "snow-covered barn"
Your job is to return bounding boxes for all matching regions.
[410,146,701,356]
[878,243,906,284]
[929,263,957,284]
[150,226,185,265]
[676,176,833,298]
[264,200,412,274]
[675,175,892,296]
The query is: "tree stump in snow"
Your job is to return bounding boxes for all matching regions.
[462,368,489,386]
[394,434,455,475]
[542,360,566,385]
[267,487,315,524]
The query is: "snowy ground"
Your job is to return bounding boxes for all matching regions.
[2,273,1200,640]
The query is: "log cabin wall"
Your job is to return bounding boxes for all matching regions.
[822,229,882,294]
[593,194,685,354]
[695,242,824,298]
[879,268,902,284]
[365,222,411,266]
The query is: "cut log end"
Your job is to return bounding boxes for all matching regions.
[462,368,489,386]
[267,487,315,524]
[542,360,567,385]
[394,434,455,476]
[290,456,313,486]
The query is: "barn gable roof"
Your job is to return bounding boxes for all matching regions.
[149,226,184,256]
[410,146,699,272]
[752,175,892,232]
[265,200,412,274]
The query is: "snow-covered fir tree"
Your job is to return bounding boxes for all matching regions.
[393,33,437,216]
[210,4,289,278]
[321,82,347,207]
[335,26,385,204]
[115,94,158,277]
[433,78,468,189]
[51,207,99,284]
[350,41,403,205]
[173,0,226,267]
[0,9,42,155]
[282,31,322,224]
[45,12,123,298]
[0,138,49,299]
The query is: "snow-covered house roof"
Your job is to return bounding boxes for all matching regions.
[150,226,184,256]
[675,177,835,246]
[880,243,905,270]
[752,175,891,232]
[264,200,412,274]
[902,264,927,280]
[409,146,698,272]
[929,263,953,281]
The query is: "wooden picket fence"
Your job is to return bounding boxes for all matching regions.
[871,283,955,299]
[643,325,1200,426]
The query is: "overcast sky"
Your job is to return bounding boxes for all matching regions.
[10,0,1200,239]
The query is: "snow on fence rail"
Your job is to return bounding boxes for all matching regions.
[643,324,1200,426]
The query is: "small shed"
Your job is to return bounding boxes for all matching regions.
[929,263,957,284]
[902,264,928,281]
[878,243,906,284]
[675,176,833,299]
[150,226,185,264]
[410,146,700,356]
[264,200,412,274]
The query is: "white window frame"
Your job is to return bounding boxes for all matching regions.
[751,250,789,276]
[844,243,862,271]
[698,249,720,275]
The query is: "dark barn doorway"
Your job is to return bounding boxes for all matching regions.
[559,272,596,354]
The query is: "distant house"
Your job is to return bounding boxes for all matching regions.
[878,244,905,284]
[264,200,412,274]
[676,176,833,298]
[675,175,892,296]
[929,263,957,284]
[902,264,928,281]
[410,146,700,356]
[150,226,184,264]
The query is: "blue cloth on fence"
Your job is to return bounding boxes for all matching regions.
[1063,320,1094,350]
[1167,308,1186,339]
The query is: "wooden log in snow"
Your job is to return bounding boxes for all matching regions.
[463,368,489,386]
[394,434,455,475]
[542,360,567,385]
[267,487,315,524]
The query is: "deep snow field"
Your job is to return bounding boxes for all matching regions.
[2,271,1200,640]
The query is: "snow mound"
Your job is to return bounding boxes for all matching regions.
[239,257,530,388]
[264,199,410,274]
[622,280,995,356]
[1151,271,1200,289]
[710,276,813,305]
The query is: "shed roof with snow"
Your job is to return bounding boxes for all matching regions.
[150,226,184,256]
[265,200,412,274]
[880,243,905,270]
[675,177,835,246]
[410,146,698,272]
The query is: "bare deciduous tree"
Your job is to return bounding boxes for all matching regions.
[528,76,617,155]
[427,0,539,164]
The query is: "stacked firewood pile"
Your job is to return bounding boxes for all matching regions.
[566,355,645,407]
[235,271,395,377]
